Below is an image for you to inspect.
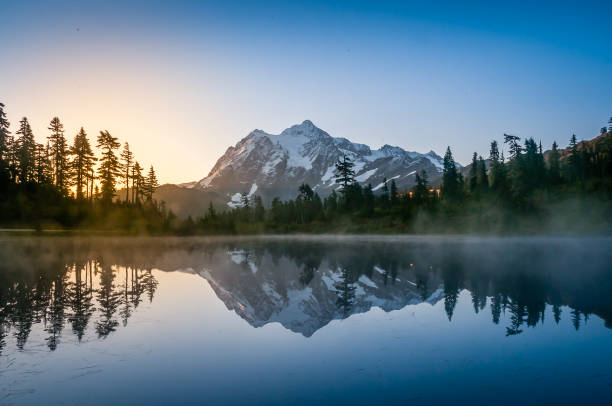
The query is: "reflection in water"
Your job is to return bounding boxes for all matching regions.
[0,248,158,353]
[0,236,611,352]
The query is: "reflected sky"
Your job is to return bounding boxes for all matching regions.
[1,236,611,405]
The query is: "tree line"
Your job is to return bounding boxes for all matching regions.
[1,99,611,234]
[0,102,171,231]
[179,115,612,234]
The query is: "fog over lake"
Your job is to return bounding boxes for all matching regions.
[1,236,611,405]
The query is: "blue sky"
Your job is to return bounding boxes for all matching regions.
[1,0,611,183]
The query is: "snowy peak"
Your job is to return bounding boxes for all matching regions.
[192,120,447,207]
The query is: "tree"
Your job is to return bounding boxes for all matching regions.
[334,154,355,192]
[477,156,488,192]
[298,183,314,201]
[0,103,10,176]
[469,152,478,192]
[15,117,36,183]
[120,142,134,202]
[143,165,159,201]
[96,130,122,203]
[503,133,522,160]
[489,140,507,193]
[207,202,216,218]
[131,161,144,203]
[380,177,389,207]
[34,143,52,184]
[567,134,581,181]
[48,117,70,193]
[548,141,561,184]
[390,179,398,206]
[441,146,460,200]
[253,195,265,222]
[412,170,429,205]
[70,128,96,199]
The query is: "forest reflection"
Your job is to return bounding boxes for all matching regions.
[0,236,610,352]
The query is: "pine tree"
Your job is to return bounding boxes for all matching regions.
[334,154,355,192]
[412,170,429,205]
[390,179,398,206]
[70,128,96,199]
[441,146,460,200]
[0,103,10,176]
[120,142,133,202]
[144,165,158,201]
[96,130,122,203]
[381,177,389,206]
[503,133,522,160]
[207,202,216,218]
[469,152,478,192]
[48,117,70,193]
[548,141,561,184]
[567,134,580,181]
[15,117,36,183]
[131,161,144,203]
[34,143,52,184]
[477,156,488,192]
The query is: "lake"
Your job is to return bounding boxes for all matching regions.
[1,235,611,405]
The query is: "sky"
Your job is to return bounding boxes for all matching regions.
[1,0,611,184]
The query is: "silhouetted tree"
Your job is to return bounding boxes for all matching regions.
[96,130,122,203]
[48,117,70,193]
[120,142,134,202]
[70,127,96,199]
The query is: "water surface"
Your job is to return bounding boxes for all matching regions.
[1,236,611,405]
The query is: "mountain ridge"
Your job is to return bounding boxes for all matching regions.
[179,120,451,209]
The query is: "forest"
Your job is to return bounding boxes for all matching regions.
[1,101,611,234]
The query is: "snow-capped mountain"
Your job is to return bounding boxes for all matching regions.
[184,120,451,207]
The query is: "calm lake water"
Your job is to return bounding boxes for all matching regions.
[1,235,611,405]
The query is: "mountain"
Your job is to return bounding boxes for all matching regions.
[182,120,451,208]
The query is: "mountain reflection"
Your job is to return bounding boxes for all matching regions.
[0,236,610,351]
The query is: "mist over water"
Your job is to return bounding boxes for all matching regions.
[1,236,611,405]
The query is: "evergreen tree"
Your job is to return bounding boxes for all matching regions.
[48,117,70,193]
[70,128,96,199]
[380,177,389,208]
[412,170,429,205]
[567,134,581,180]
[548,141,561,184]
[477,156,488,193]
[120,142,134,202]
[253,195,265,222]
[143,165,159,201]
[390,179,398,206]
[96,130,122,203]
[441,146,460,200]
[363,184,375,216]
[334,154,355,193]
[207,202,216,218]
[131,161,144,203]
[0,103,10,177]
[503,133,522,160]
[15,117,36,183]
[34,143,52,184]
[469,152,478,192]
[489,140,507,193]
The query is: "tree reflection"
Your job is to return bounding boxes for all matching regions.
[0,241,159,351]
[0,236,610,349]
